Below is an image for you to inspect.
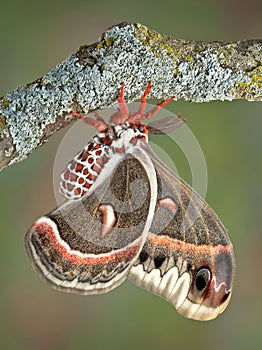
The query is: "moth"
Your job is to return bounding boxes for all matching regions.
[25,82,235,321]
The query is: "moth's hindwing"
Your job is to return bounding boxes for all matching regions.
[25,147,157,295]
[128,143,235,321]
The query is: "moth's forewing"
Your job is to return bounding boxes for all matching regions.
[129,143,235,321]
[26,148,157,295]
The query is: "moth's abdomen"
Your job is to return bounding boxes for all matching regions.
[59,123,149,201]
[60,140,110,200]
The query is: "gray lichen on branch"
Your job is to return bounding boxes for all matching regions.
[0,22,262,172]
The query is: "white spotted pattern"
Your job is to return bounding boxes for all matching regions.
[60,122,148,200]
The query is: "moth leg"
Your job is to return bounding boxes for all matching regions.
[142,96,175,121]
[110,82,129,124]
[137,81,152,115]
[71,111,108,132]
[128,82,175,123]
[93,112,108,125]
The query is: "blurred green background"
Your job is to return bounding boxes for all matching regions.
[1,0,262,349]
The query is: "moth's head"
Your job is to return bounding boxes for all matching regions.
[176,248,235,321]
[112,122,149,147]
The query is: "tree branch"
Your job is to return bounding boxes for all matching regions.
[1,22,262,172]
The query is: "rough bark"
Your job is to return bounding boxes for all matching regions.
[1,22,262,171]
